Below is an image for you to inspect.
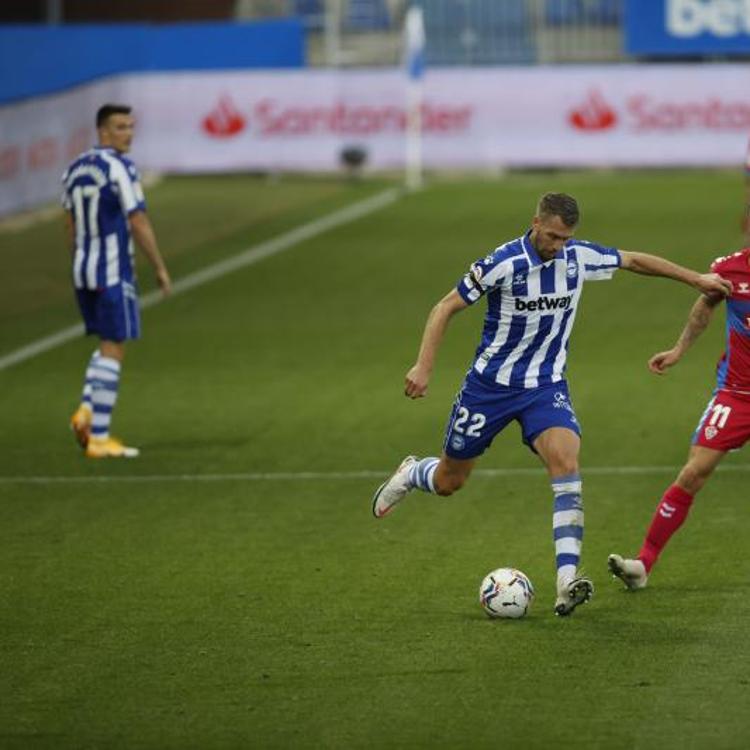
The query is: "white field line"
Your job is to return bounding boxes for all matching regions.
[0,187,401,372]
[1,464,749,484]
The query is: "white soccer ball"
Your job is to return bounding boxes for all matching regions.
[479,567,535,619]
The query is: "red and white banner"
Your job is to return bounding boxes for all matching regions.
[3,65,750,216]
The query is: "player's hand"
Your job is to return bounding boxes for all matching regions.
[694,272,731,297]
[156,267,172,296]
[648,349,681,375]
[405,364,430,399]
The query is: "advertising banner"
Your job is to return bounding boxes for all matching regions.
[0,79,119,217]
[626,0,750,55]
[3,65,750,216]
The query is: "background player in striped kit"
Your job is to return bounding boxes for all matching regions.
[64,104,171,458]
[372,192,731,616]
[609,249,749,591]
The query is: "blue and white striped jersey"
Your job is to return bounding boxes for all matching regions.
[457,231,621,389]
[61,146,146,290]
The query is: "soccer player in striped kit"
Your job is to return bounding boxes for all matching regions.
[372,193,731,616]
[609,249,749,591]
[63,104,171,458]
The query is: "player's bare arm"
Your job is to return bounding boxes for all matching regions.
[619,251,731,297]
[648,294,721,375]
[405,289,468,399]
[129,210,171,296]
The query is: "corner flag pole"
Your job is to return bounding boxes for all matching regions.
[404,5,425,191]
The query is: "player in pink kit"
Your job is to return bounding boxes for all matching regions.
[609,250,748,590]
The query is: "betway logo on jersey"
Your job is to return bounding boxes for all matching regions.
[569,89,750,133]
[515,294,573,312]
[668,0,750,38]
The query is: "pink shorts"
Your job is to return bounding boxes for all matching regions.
[693,389,750,452]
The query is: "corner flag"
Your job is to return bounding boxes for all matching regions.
[404,6,425,190]
[405,5,425,82]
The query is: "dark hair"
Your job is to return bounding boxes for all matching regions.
[96,104,132,128]
[537,192,579,227]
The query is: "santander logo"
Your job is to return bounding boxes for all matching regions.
[199,96,472,138]
[202,95,246,138]
[568,88,750,133]
[568,90,618,132]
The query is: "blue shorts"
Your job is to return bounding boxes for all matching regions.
[76,281,141,342]
[442,370,581,459]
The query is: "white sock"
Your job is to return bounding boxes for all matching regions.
[89,355,121,441]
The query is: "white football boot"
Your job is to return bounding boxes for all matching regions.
[372,455,418,518]
[608,554,648,590]
[554,576,594,617]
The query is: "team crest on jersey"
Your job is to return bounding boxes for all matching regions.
[450,434,465,451]
[566,260,578,278]
[704,426,718,440]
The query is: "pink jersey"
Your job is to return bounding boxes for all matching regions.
[710,249,750,394]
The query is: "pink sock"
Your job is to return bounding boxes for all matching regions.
[638,484,694,573]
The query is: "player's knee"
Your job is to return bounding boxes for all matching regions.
[547,455,579,477]
[677,463,709,494]
[100,340,125,362]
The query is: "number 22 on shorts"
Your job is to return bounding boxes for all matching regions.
[453,407,486,437]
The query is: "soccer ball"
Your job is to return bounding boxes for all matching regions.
[479,568,535,619]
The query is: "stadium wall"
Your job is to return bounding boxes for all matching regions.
[3,64,750,216]
[0,20,305,105]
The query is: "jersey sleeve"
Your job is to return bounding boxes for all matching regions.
[574,240,622,281]
[456,250,512,305]
[126,161,147,210]
[110,157,146,215]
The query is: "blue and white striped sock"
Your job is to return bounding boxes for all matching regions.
[408,457,439,493]
[80,348,100,410]
[551,473,584,586]
[89,355,121,441]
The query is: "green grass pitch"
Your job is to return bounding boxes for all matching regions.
[1,171,749,749]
